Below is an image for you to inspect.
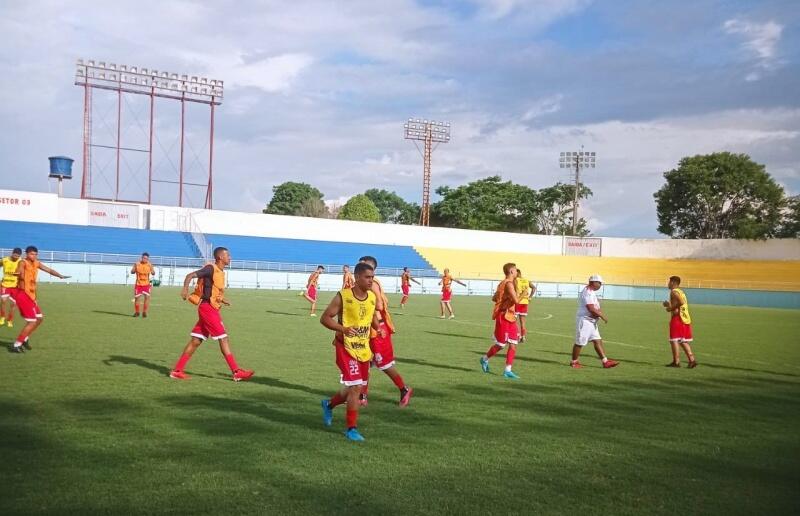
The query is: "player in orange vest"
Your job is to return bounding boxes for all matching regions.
[480,263,522,379]
[439,268,466,319]
[131,252,156,318]
[342,265,355,289]
[399,267,421,310]
[303,265,325,316]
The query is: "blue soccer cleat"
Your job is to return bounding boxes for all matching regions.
[344,428,365,441]
[321,399,333,427]
[480,357,490,373]
[503,370,520,380]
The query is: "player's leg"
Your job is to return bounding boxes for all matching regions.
[359,365,370,406]
[216,336,253,380]
[481,322,505,372]
[680,342,697,368]
[518,314,527,342]
[382,365,412,406]
[592,339,619,368]
[571,319,588,367]
[667,340,681,367]
[5,296,13,326]
[142,292,150,317]
[170,336,203,378]
[133,290,141,316]
[12,320,37,352]
[0,295,6,324]
[446,301,455,318]
[439,300,445,318]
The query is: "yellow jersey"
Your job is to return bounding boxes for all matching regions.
[515,277,531,305]
[672,288,692,324]
[2,257,20,288]
[339,288,376,362]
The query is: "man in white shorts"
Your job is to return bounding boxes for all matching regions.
[571,275,619,369]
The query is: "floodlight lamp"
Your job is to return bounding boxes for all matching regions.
[130,66,137,73]
[99,62,106,68]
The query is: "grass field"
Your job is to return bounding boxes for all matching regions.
[1,284,799,515]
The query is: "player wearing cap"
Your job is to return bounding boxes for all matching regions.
[571,275,619,369]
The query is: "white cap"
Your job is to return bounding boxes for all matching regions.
[589,274,603,283]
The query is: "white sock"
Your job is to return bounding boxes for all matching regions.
[504,365,512,372]
[482,355,489,361]
[14,341,22,348]
[601,357,608,363]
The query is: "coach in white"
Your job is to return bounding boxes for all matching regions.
[571,275,619,369]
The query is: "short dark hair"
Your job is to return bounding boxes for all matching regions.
[354,262,374,275]
[142,252,150,257]
[25,245,38,253]
[669,276,681,285]
[403,267,408,272]
[359,255,377,268]
[213,247,228,259]
[317,265,325,270]
[503,262,516,275]
[516,268,523,276]
[12,247,22,255]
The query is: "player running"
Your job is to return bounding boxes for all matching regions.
[480,263,522,379]
[0,247,22,328]
[399,267,421,310]
[514,268,535,342]
[131,252,155,318]
[358,256,413,407]
[169,247,254,382]
[663,276,697,368]
[11,246,70,353]
[320,262,381,442]
[439,268,466,319]
[303,265,325,316]
[342,265,355,289]
[571,275,619,369]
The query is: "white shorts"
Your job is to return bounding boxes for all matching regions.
[575,318,601,346]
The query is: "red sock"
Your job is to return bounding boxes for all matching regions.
[391,374,405,390]
[485,344,502,359]
[134,301,140,313]
[224,353,239,372]
[329,393,346,408]
[346,409,358,429]
[506,346,517,366]
[174,353,191,371]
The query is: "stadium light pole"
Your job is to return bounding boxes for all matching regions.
[559,146,596,235]
[404,118,451,226]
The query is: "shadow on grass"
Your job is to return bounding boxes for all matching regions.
[92,310,134,318]
[467,350,563,367]
[264,309,306,317]
[102,354,218,380]
[398,356,474,373]
[214,373,329,397]
[698,361,800,379]
[424,330,486,341]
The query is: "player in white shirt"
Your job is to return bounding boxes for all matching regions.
[571,275,619,369]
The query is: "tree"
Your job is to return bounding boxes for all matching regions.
[337,194,381,222]
[363,188,420,224]
[294,197,330,218]
[654,153,785,239]
[536,182,593,236]
[778,195,800,238]
[263,182,324,215]
[430,176,539,232]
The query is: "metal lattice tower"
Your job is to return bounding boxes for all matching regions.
[559,146,596,235]
[404,118,450,226]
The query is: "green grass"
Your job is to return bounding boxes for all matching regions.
[1,284,799,515]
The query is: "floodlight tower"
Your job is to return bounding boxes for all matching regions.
[559,146,596,235]
[404,118,451,226]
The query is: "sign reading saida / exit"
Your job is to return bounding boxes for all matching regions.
[564,237,602,257]
[88,202,139,229]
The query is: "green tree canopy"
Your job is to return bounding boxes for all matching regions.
[536,182,593,236]
[778,195,800,239]
[364,188,420,224]
[294,197,330,218]
[337,194,382,222]
[263,182,324,215]
[654,153,785,239]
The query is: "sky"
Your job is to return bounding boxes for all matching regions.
[1,0,798,237]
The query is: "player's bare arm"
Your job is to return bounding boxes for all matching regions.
[372,311,384,337]
[181,271,198,300]
[370,282,385,312]
[38,263,69,279]
[321,293,356,336]
[455,278,466,287]
[664,290,682,312]
[588,303,607,323]
[131,265,136,274]
[506,281,520,304]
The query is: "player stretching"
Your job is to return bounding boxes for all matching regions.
[169,247,254,381]
[303,265,325,316]
[439,268,466,319]
[320,262,381,441]
[12,246,70,353]
[514,269,535,342]
[399,267,421,310]
[664,276,697,368]
[131,252,155,318]
[571,275,619,369]
[0,248,22,328]
[342,265,355,289]
[480,263,521,379]
[358,256,413,407]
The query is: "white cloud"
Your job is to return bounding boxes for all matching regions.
[471,0,591,23]
[522,94,564,121]
[723,18,784,81]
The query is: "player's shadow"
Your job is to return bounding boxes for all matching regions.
[102,354,216,380]
[467,350,562,367]
[424,330,485,341]
[398,356,474,373]
[92,310,134,318]
[698,361,800,379]
[533,348,656,366]
[217,374,330,396]
[2,340,20,353]
[264,309,306,317]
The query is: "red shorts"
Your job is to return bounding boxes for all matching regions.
[190,302,227,341]
[515,303,529,316]
[669,316,693,342]
[441,289,452,302]
[15,290,43,322]
[0,286,16,301]
[134,284,152,297]
[401,284,410,296]
[335,340,369,386]
[307,285,317,301]
[494,317,519,346]
[370,323,395,370]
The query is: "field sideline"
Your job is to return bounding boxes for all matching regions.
[1,284,798,515]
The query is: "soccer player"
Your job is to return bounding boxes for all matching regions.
[342,265,355,289]
[131,252,156,318]
[11,246,70,353]
[399,267,421,310]
[663,276,697,368]
[169,247,254,382]
[0,247,22,328]
[514,268,535,342]
[358,256,413,407]
[303,265,325,316]
[319,262,381,441]
[480,263,522,379]
[439,268,466,319]
[571,275,619,369]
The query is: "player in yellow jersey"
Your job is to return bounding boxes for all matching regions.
[514,269,535,342]
[663,276,697,368]
[320,262,382,442]
[0,247,22,327]
[342,265,355,289]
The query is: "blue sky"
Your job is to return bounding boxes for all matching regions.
[1,0,798,237]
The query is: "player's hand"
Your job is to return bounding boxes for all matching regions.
[180,288,189,300]
[343,326,358,337]
[378,328,386,338]
[662,301,670,308]
[61,275,71,279]
[601,315,608,323]
[220,298,231,306]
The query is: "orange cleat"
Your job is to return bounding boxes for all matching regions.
[169,370,190,380]
[232,368,254,382]
[603,359,620,369]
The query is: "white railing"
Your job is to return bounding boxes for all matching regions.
[177,212,212,260]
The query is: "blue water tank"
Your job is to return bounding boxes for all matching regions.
[48,156,74,179]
